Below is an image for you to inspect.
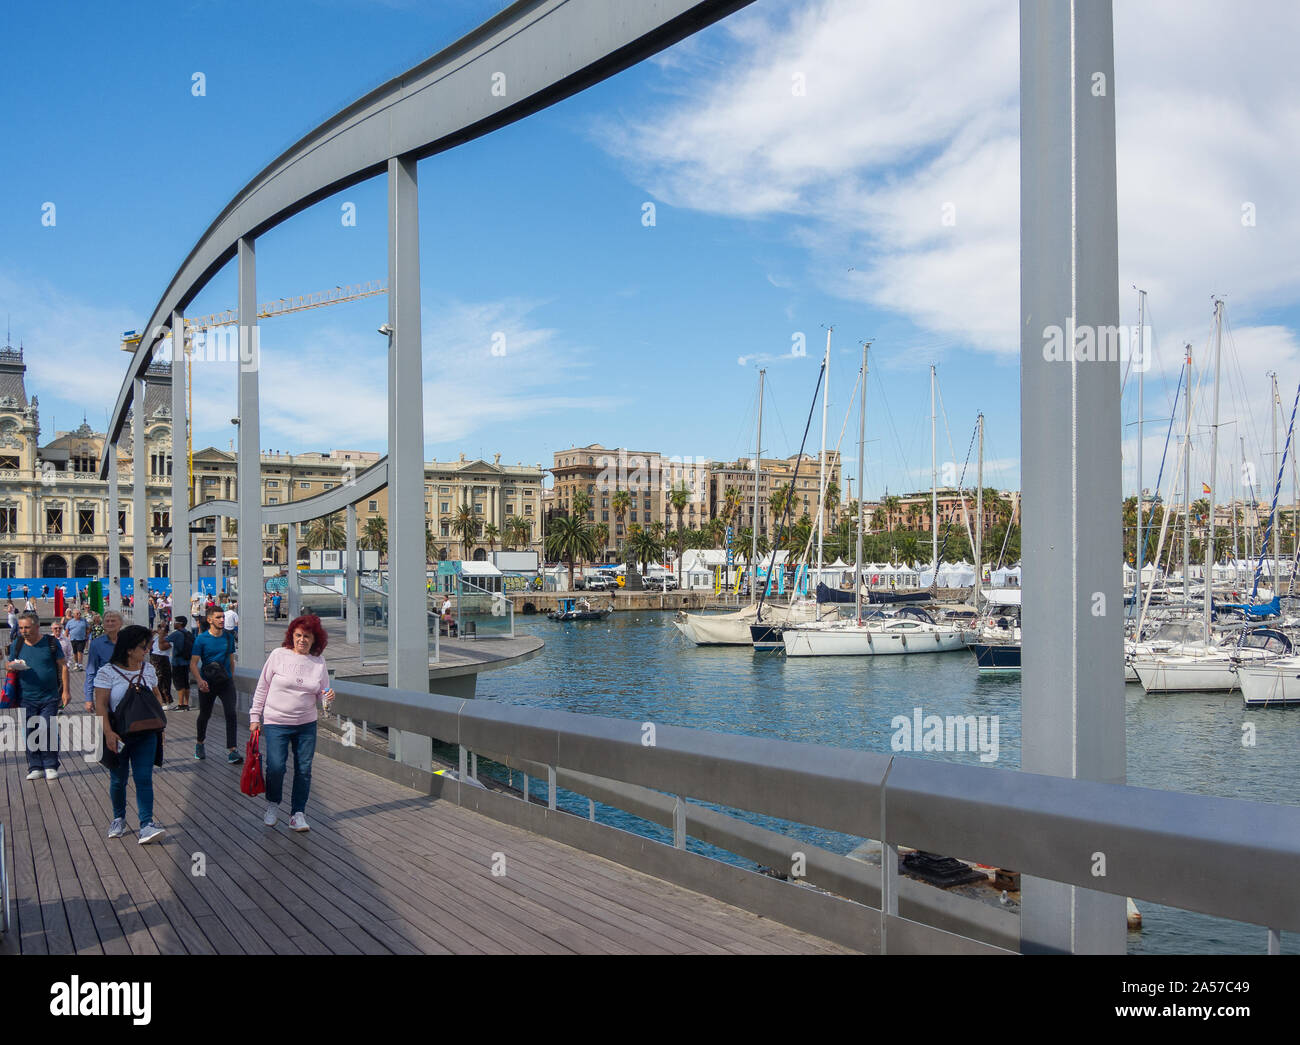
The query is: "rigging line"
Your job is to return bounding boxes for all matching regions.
[799,366,864,567]
[934,376,978,556]
[995,500,1017,570]
[871,367,912,498]
[932,420,978,576]
[756,358,825,619]
[1251,380,1300,599]
[1139,356,1186,567]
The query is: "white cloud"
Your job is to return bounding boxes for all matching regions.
[607,0,1300,376]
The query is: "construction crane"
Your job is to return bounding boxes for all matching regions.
[120,280,387,506]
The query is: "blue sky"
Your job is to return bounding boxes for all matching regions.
[3,0,1299,504]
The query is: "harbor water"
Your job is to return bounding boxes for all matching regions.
[475,609,1300,955]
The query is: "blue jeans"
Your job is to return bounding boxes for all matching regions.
[263,722,317,814]
[109,732,158,824]
[23,694,61,771]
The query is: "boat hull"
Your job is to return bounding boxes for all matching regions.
[783,624,965,657]
[1132,658,1241,693]
[970,642,1021,671]
[1238,662,1300,705]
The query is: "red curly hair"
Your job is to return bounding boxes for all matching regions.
[281,614,328,656]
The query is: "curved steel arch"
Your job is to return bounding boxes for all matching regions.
[187,458,389,525]
[102,0,753,464]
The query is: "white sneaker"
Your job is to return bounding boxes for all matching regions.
[108,818,127,839]
[138,822,165,845]
[45,768,59,780]
[289,813,310,832]
[25,769,43,780]
[263,804,277,827]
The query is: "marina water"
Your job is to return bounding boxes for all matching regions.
[476,609,1300,955]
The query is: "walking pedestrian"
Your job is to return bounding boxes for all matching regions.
[190,589,204,624]
[84,610,123,714]
[167,615,194,711]
[250,615,334,832]
[66,608,89,671]
[93,624,166,844]
[224,600,239,646]
[7,602,18,646]
[6,611,70,780]
[271,591,283,620]
[50,620,74,701]
[191,605,242,764]
[149,620,174,710]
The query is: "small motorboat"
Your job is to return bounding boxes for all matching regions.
[548,597,613,622]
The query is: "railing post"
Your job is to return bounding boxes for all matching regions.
[1268,928,1281,955]
[459,744,468,780]
[672,795,686,849]
[547,766,557,810]
[522,772,529,805]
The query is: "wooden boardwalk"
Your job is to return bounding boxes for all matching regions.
[0,708,852,955]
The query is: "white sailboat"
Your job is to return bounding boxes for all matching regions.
[783,353,965,658]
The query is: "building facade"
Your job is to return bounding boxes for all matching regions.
[708,452,842,539]
[0,345,174,579]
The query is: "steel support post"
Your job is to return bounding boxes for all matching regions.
[1019,0,1126,954]
[287,526,301,619]
[214,518,223,599]
[345,503,359,643]
[237,236,265,668]
[132,376,148,624]
[387,154,432,771]
[107,447,121,612]
[170,312,190,618]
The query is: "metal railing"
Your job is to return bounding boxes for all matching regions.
[0,821,8,939]
[357,579,439,666]
[455,577,514,639]
[231,665,1300,954]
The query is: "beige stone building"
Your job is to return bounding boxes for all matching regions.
[708,452,842,538]
[0,345,174,579]
[190,448,543,565]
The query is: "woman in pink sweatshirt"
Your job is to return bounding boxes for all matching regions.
[250,615,334,832]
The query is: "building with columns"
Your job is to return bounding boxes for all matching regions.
[0,344,174,579]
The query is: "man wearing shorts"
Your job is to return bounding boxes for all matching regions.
[66,609,89,671]
[167,615,194,711]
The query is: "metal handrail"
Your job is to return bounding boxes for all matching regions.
[232,665,1300,940]
[0,821,8,938]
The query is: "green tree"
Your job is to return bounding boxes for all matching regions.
[360,516,388,557]
[306,513,344,550]
[545,513,597,590]
[453,505,477,560]
[668,481,691,588]
[625,524,663,578]
[484,522,500,553]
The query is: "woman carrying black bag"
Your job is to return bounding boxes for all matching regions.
[93,624,168,844]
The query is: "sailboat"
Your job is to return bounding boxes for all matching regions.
[674,367,820,645]
[783,351,965,658]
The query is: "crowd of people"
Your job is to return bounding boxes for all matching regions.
[4,596,334,846]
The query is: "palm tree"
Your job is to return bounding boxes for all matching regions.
[593,522,609,554]
[425,526,437,564]
[668,481,691,588]
[611,489,631,533]
[306,513,344,550]
[824,479,840,532]
[572,490,593,520]
[625,525,662,578]
[453,505,476,560]
[277,526,289,561]
[769,483,793,522]
[882,494,902,532]
[360,516,387,558]
[545,513,597,590]
[484,522,500,553]
[906,503,923,534]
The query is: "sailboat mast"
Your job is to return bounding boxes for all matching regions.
[930,365,938,579]
[1204,300,1223,641]
[855,342,869,621]
[975,413,984,609]
[1183,345,1192,607]
[816,328,831,586]
[752,368,764,606]
[1135,288,1146,625]
[1272,371,1280,592]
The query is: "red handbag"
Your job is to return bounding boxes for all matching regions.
[240,729,265,797]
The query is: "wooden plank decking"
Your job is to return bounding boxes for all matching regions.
[0,707,853,955]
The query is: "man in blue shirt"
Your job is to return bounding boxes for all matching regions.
[190,605,242,764]
[9,611,69,779]
[65,609,89,671]
[166,615,194,711]
[83,610,123,714]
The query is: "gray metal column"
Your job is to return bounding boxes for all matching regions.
[1019,0,1126,954]
[237,236,265,667]
[132,377,148,623]
[345,503,359,644]
[214,517,223,598]
[387,154,432,771]
[191,532,199,602]
[287,526,301,619]
[170,313,190,618]
[107,446,121,613]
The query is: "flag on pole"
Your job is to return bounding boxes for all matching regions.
[1202,482,1211,494]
